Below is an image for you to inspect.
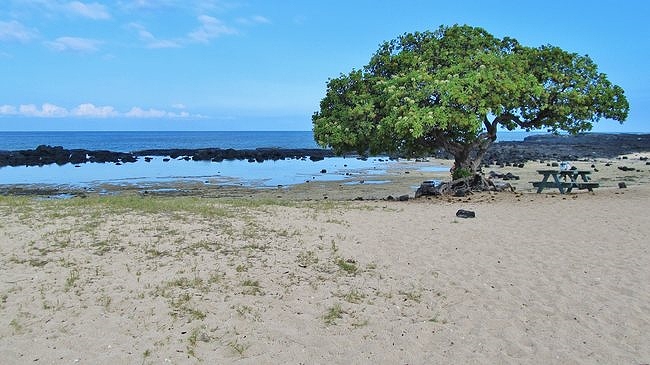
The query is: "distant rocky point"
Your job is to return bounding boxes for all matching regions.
[479,133,650,165]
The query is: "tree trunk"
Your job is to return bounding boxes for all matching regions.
[435,121,497,178]
[453,146,482,174]
[451,137,494,175]
[417,126,510,197]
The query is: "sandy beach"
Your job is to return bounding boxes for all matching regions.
[1,155,649,364]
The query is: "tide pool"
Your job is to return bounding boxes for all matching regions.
[0,156,393,189]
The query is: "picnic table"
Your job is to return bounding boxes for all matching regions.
[532,170,599,194]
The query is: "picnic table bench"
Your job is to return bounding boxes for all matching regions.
[531,170,599,194]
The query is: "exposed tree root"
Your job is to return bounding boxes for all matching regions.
[415,174,514,197]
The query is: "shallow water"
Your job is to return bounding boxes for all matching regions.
[0,156,393,189]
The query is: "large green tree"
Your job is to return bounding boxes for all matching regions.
[312,25,629,177]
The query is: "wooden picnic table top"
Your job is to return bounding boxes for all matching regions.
[536,169,592,175]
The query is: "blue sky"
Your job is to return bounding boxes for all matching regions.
[0,0,648,132]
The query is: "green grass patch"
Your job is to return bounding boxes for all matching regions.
[342,289,366,304]
[241,279,262,295]
[296,250,319,268]
[336,258,358,275]
[228,339,249,356]
[64,268,80,292]
[324,303,344,325]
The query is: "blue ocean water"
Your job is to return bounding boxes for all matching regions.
[0,155,394,188]
[0,131,319,152]
[0,130,536,188]
[0,130,538,152]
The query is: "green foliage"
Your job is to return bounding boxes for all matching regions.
[451,167,472,180]
[313,24,628,173]
[336,258,358,275]
[324,303,344,325]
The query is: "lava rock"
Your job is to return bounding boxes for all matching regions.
[456,209,476,218]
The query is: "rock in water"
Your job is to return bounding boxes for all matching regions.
[456,209,476,218]
[618,182,627,189]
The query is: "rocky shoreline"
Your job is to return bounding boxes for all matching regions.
[1,133,649,168]
[479,133,650,165]
[0,146,335,168]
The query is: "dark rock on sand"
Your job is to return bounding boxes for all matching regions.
[456,209,476,218]
[488,171,519,180]
[414,180,441,198]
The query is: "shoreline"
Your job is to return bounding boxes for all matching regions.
[2,151,649,200]
[1,133,650,199]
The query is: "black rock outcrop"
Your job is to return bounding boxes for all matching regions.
[0,146,335,168]
[2,133,649,169]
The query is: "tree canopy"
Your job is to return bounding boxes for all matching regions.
[312,25,629,176]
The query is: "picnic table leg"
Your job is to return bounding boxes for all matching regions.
[580,173,594,192]
[566,174,578,193]
[552,174,566,194]
[536,174,551,193]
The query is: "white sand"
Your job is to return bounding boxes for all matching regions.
[1,157,649,364]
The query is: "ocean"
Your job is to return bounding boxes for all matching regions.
[0,130,539,152]
[0,130,539,189]
[0,131,319,152]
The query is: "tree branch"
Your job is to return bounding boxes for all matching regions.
[497,109,553,130]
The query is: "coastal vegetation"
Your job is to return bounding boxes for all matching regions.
[312,25,629,177]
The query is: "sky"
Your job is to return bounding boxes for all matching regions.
[0,0,648,132]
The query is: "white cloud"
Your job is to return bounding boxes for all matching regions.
[0,105,18,115]
[127,16,238,48]
[237,15,271,26]
[0,103,201,119]
[171,103,186,109]
[41,103,69,117]
[118,0,176,11]
[72,103,118,117]
[168,111,190,118]
[125,107,168,118]
[46,36,102,52]
[147,39,181,49]
[127,22,181,49]
[19,103,69,117]
[127,23,153,40]
[66,1,111,20]
[188,15,236,43]
[0,20,38,42]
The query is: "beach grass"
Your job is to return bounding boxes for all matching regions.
[2,180,649,363]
